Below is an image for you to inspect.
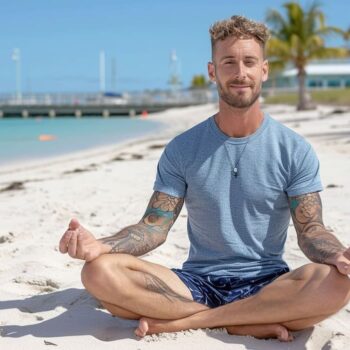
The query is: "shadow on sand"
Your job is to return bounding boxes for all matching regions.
[0,288,137,342]
[207,327,313,350]
[1,288,325,349]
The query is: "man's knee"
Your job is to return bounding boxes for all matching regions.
[81,254,132,296]
[300,263,350,312]
[326,266,350,310]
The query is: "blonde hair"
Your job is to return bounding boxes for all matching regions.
[209,15,270,57]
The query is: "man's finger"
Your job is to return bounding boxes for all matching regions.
[68,231,78,258]
[337,262,350,275]
[76,232,87,260]
[59,230,73,253]
[69,218,80,231]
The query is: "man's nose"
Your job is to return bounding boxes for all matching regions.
[234,61,247,79]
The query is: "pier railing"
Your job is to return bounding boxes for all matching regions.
[0,89,219,117]
[0,89,218,106]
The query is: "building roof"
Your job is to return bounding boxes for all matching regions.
[282,62,350,77]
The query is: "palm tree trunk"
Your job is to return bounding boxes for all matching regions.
[297,67,307,110]
[297,67,314,110]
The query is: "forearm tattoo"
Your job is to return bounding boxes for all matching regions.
[144,272,192,303]
[100,191,184,256]
[289,192,345,263]
[100,224,155,256]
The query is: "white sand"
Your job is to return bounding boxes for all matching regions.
[0,103,349,350]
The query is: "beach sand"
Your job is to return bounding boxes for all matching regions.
[0,103,349,350]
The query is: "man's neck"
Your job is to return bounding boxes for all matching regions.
[215,101,264,138]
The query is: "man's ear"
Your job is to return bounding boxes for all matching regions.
[208,62,216,83]
[262,60,269,82]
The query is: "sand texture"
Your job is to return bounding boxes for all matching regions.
[0,103,349,349]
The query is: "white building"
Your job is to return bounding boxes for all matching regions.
[265,59,350,90]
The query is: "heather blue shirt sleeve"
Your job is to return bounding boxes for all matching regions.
[286,144,323,197]
[153,139,187,198]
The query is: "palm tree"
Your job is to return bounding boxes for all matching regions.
[343,26,350,55]
[266,1,347,110]
[191,74,209,89]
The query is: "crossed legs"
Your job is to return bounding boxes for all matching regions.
[81,254,209,320]
[81,254,350,341]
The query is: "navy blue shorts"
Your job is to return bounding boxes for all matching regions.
[172,267,289,308]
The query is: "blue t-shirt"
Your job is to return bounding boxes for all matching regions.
[154,114,323,277]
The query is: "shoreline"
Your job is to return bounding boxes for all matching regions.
[0,118,165,176]
[0,131,164,177]
[0,103,349,350]
[0,104,216,178]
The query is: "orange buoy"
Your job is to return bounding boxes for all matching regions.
[141,110,148,118]
[38,134,56,141]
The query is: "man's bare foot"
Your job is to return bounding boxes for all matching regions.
[135,317,151,337]
[135,318,293,342]
[226,324,293,342]
[135,317,170,337]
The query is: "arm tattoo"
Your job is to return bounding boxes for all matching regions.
[100,191,184,256]
[142,191,184,230]
[289,192,346,264]
[144,272,192,303]
[100,224,155,255]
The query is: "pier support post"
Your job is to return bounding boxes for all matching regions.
[75,110,82,118]
[22,110,29,118]
[102,109,110,118]
[49,109,56,118]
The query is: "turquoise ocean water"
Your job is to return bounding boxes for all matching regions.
[0,117,163,166]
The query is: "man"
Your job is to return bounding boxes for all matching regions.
[59,15,350,342]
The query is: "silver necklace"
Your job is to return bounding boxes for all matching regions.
[223,141,249,178]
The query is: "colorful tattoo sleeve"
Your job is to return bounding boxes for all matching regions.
[100,191,184,256]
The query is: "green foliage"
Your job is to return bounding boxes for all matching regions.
[343,26,350,54]
[191,74,209,89]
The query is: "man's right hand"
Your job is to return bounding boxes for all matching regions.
[59,218,109,262]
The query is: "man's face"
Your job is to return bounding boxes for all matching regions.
[208,37,268,109]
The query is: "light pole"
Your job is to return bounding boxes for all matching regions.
[99,50,106,95]
[111,56,116,93]
[12,48,22,103]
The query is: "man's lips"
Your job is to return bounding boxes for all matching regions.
[229,83,251,87]
[229,84,251,89]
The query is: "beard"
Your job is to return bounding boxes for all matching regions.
[217,79,261,109]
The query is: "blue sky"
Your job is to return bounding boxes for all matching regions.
[1,0,349,94]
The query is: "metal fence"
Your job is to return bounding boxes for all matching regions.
[0,88,219,106]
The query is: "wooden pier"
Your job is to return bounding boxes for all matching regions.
[0,102,199,118]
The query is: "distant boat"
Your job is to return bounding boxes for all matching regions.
[103,92,128,105]
[86,92,128,105]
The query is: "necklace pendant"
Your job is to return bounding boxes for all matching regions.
[233,167,238,177]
